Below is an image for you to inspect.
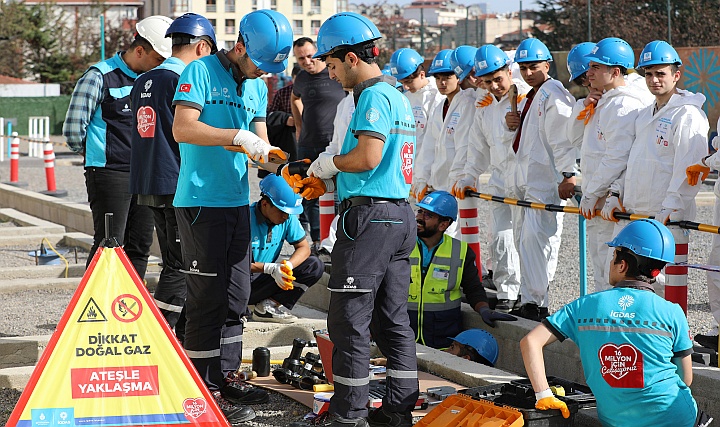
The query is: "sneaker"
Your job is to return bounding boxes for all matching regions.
[222,371,270,404]
[289,412,370,427]
[518,303,548,322]
[482,270,496,290]
[695,333,719,351]
[494,299,517,314]
[211,390,256,425]
[253,299,298,324]
[367,407,412,427]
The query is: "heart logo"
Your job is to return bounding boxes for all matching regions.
[400,141,414,184]
[598,343,644,388]
[182,397,208,419]
[136,106,156,138]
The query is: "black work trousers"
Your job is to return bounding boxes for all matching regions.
[85,167,153,279]
[327,201,419,418]
[150,205,186,331]
[248,255,325,309]
[176,206,251,392]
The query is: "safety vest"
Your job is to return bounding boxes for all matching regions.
[85,52,137,171]
[408,237,467,347]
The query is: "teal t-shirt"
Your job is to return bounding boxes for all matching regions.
[172,53,267,207]
[337,80,415,200]
[249,202,306,264]
[546,287,697,427]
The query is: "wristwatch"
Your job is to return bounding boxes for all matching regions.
[562,172,576,179]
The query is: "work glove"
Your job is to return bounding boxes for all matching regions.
[281,159,311,191]
[579,195,599,220]
[713,135,719,151]
[535,396,570,419]
[307,152,341,180]
[686,162,710,186]
[231,129,286,164]
[655,208,681,225]
[451,177,477,199]
[478,306,517,328]
[411,182,430,201]
[600,195,624,222]
[264,260,295,290]
[297,176,335,200]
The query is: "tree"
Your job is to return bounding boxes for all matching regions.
[531,0,720,51]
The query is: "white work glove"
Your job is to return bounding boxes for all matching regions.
[264,261,295,290]
[712,135,719,151]
[307,152,341,179]
[579,195,599,220]
[655,208,682,225]
[232,129,280,163]
[600,195,624,222]
[411,181,430,201]
[451,177,477,200]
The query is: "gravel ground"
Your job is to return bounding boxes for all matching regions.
[1,144,719,425]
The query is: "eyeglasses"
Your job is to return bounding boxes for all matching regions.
[416,209,438,219]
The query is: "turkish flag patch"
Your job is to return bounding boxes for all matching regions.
[179,84,192,93]
[598,343,644,388]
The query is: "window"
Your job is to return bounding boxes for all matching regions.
[206,0,216,12]
[209,19,216,32]
[293,19,303,35]
[311,20,321,35]
[225,18,235,34]
[311,0,320,13]
[293,0,303,14]
[271,0,277,10]
[251,0,257,10]
[171,0,189,13]
[225,40,236,50]
[225,0,235,12]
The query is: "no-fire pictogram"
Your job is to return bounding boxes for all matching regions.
[112,294,143,323]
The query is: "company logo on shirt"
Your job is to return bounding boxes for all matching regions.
[190,260,200,273]
[598,343,644,388]
[610,295,635,318]
[401,141,414,184]
[136,106,156,138]
[179,84,192,93]
[145,79,152,91]
[366,108,380,123]
[344,276,356,289]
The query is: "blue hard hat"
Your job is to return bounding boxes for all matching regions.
[514,38,552,63]
[259,174,303,215]
[450,329,499,367]
[314,12,382,59]
[165,13,218,52]
[389,48,424,80]
[566,42,595,81]
[381,64,392,75]
[474,44,510,77]
[585,37,634,70]
[428,49,454,75]
[450,45,478,82]
[416,190,457,220]
[607,219,675,264]
[637,40,682,69]
[239,10,292,74]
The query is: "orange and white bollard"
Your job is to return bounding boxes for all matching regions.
[4,132,27,187]
[319,192,335,241]
[458,197,482,281]
[664,226,689,313]
[40,142,67,197]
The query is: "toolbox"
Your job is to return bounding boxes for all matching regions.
[414,394,523,427]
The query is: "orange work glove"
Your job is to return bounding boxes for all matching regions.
[281,159,311,192]
[297,176,333,200]
[686,163,710,186]
[536,396,570,419]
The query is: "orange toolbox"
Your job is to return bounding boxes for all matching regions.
[415,394,523,427]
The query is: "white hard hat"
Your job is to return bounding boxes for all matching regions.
[136,15,173,59]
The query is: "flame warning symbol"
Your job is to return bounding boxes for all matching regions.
[77,297,108,323]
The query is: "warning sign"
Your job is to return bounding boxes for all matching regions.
[6,247,229,427]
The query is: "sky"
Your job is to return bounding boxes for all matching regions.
[379,0,539,14]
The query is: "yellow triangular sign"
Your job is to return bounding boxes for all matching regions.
[7,247,230,427]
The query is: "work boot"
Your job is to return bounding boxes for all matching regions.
[695,333,719,351]
[518,303,548,322]
[222,371,270,404]
[211,390,256,425]
[482,270,496,290]
[289,412,370,427]
[367,406,412,427]
[494,299,517,314]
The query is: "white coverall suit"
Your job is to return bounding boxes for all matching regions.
[404,77,445,166]
[508,78,576,307]
[698,120,720,332]
[458,78,530,301]
[573,81,653,293]
[613,89,708,287]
